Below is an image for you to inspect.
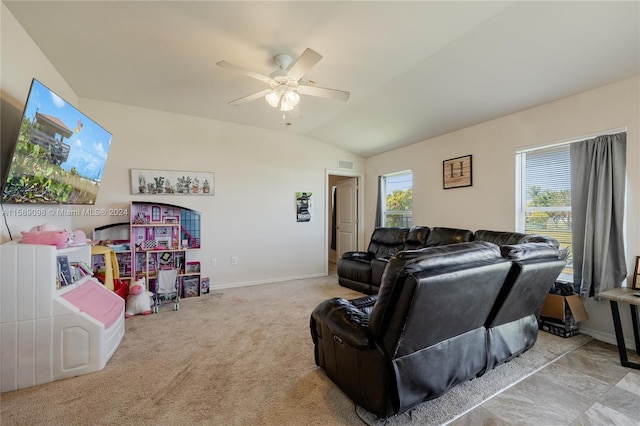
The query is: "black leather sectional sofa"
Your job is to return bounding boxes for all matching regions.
[311,238,566,418]
[337,226,559,294]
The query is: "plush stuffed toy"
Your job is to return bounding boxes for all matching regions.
[69,229,89,246]
[125,277,153,318]
[20,224,70,249]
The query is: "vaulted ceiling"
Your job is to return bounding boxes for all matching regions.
[5,1,639,157]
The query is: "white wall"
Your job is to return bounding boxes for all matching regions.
[365,76,640,344]
[1,4,79,234]
[0,4,365,288]
[75,100,366,287]
[0,4,76,106]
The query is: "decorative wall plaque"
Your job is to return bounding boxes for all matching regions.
[443,155,472,189]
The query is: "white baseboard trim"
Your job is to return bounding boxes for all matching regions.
[579,326,637,350]
[211,272,326,291]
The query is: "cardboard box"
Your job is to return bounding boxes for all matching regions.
[539,294,589,338]
[541,294,589,322]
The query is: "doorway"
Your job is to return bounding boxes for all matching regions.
[326,171,362,275]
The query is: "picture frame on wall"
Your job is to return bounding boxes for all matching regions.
[443,155,472,189]
[633,256,640,289]
[296,192,312,222]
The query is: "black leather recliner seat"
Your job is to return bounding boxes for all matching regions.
[485,242,567,369]
[311,241,566,418]
[337,227,558,294]
[337,226,472,294]
[336,227,412,294]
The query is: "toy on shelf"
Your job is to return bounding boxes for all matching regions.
[125,277,153,318]
[20,223,70,249]
[69,229,89,246]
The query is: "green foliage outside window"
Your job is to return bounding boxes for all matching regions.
[385,188,412,227]
[525,185,573,269]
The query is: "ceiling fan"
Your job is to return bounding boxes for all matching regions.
[216,48,350,114]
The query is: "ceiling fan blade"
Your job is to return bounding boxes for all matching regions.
[297,85,350,102]
[216,60,273,84]
[228,89,272,106]
[286,48,322,81]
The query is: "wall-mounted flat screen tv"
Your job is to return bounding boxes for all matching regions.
[1,78,112,205]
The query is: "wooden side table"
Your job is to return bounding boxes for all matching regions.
[598,287,640,370]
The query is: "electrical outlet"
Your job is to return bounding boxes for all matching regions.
[211,258,217,266]
[231,256,238,265]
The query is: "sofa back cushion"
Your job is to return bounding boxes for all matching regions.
[367,227,409,258]
[474,229,528,246]
[404,226,431,250]
[480,242,567,331]
[475,229,560,248]
[500,243,566,261]
[369,241,506,349]
[519,234,560,248]
[426,227,473,246]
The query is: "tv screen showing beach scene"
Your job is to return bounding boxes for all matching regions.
[1,79,112,205]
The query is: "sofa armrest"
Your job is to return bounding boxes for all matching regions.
[350,295,377,308]
[341,251,373,261]
[350,295,378,315]
[311,298,373,350]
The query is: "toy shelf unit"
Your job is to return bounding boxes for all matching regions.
[130,202,202,303]
[0,242,125,392]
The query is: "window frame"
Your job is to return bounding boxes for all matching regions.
[515,144,572,281]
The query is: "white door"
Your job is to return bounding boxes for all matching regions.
[336,177,358,256]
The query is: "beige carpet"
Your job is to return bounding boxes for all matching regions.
[0,273,591,425]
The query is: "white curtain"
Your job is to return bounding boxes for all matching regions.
[571,132,627,298]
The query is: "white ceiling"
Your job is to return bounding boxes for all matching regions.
[5,1,639,158]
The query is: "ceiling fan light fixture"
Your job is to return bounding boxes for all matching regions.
[279,99,295,112]
[219,48,349,115]
[284,90,300,107]
[265,91,281,107]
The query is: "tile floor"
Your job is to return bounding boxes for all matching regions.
[328,262,639,425]
[450,339,640,425]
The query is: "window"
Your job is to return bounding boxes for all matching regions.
[380,171,413,227]
[516,144,572,279]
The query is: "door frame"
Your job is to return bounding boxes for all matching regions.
[325,169,364,276]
